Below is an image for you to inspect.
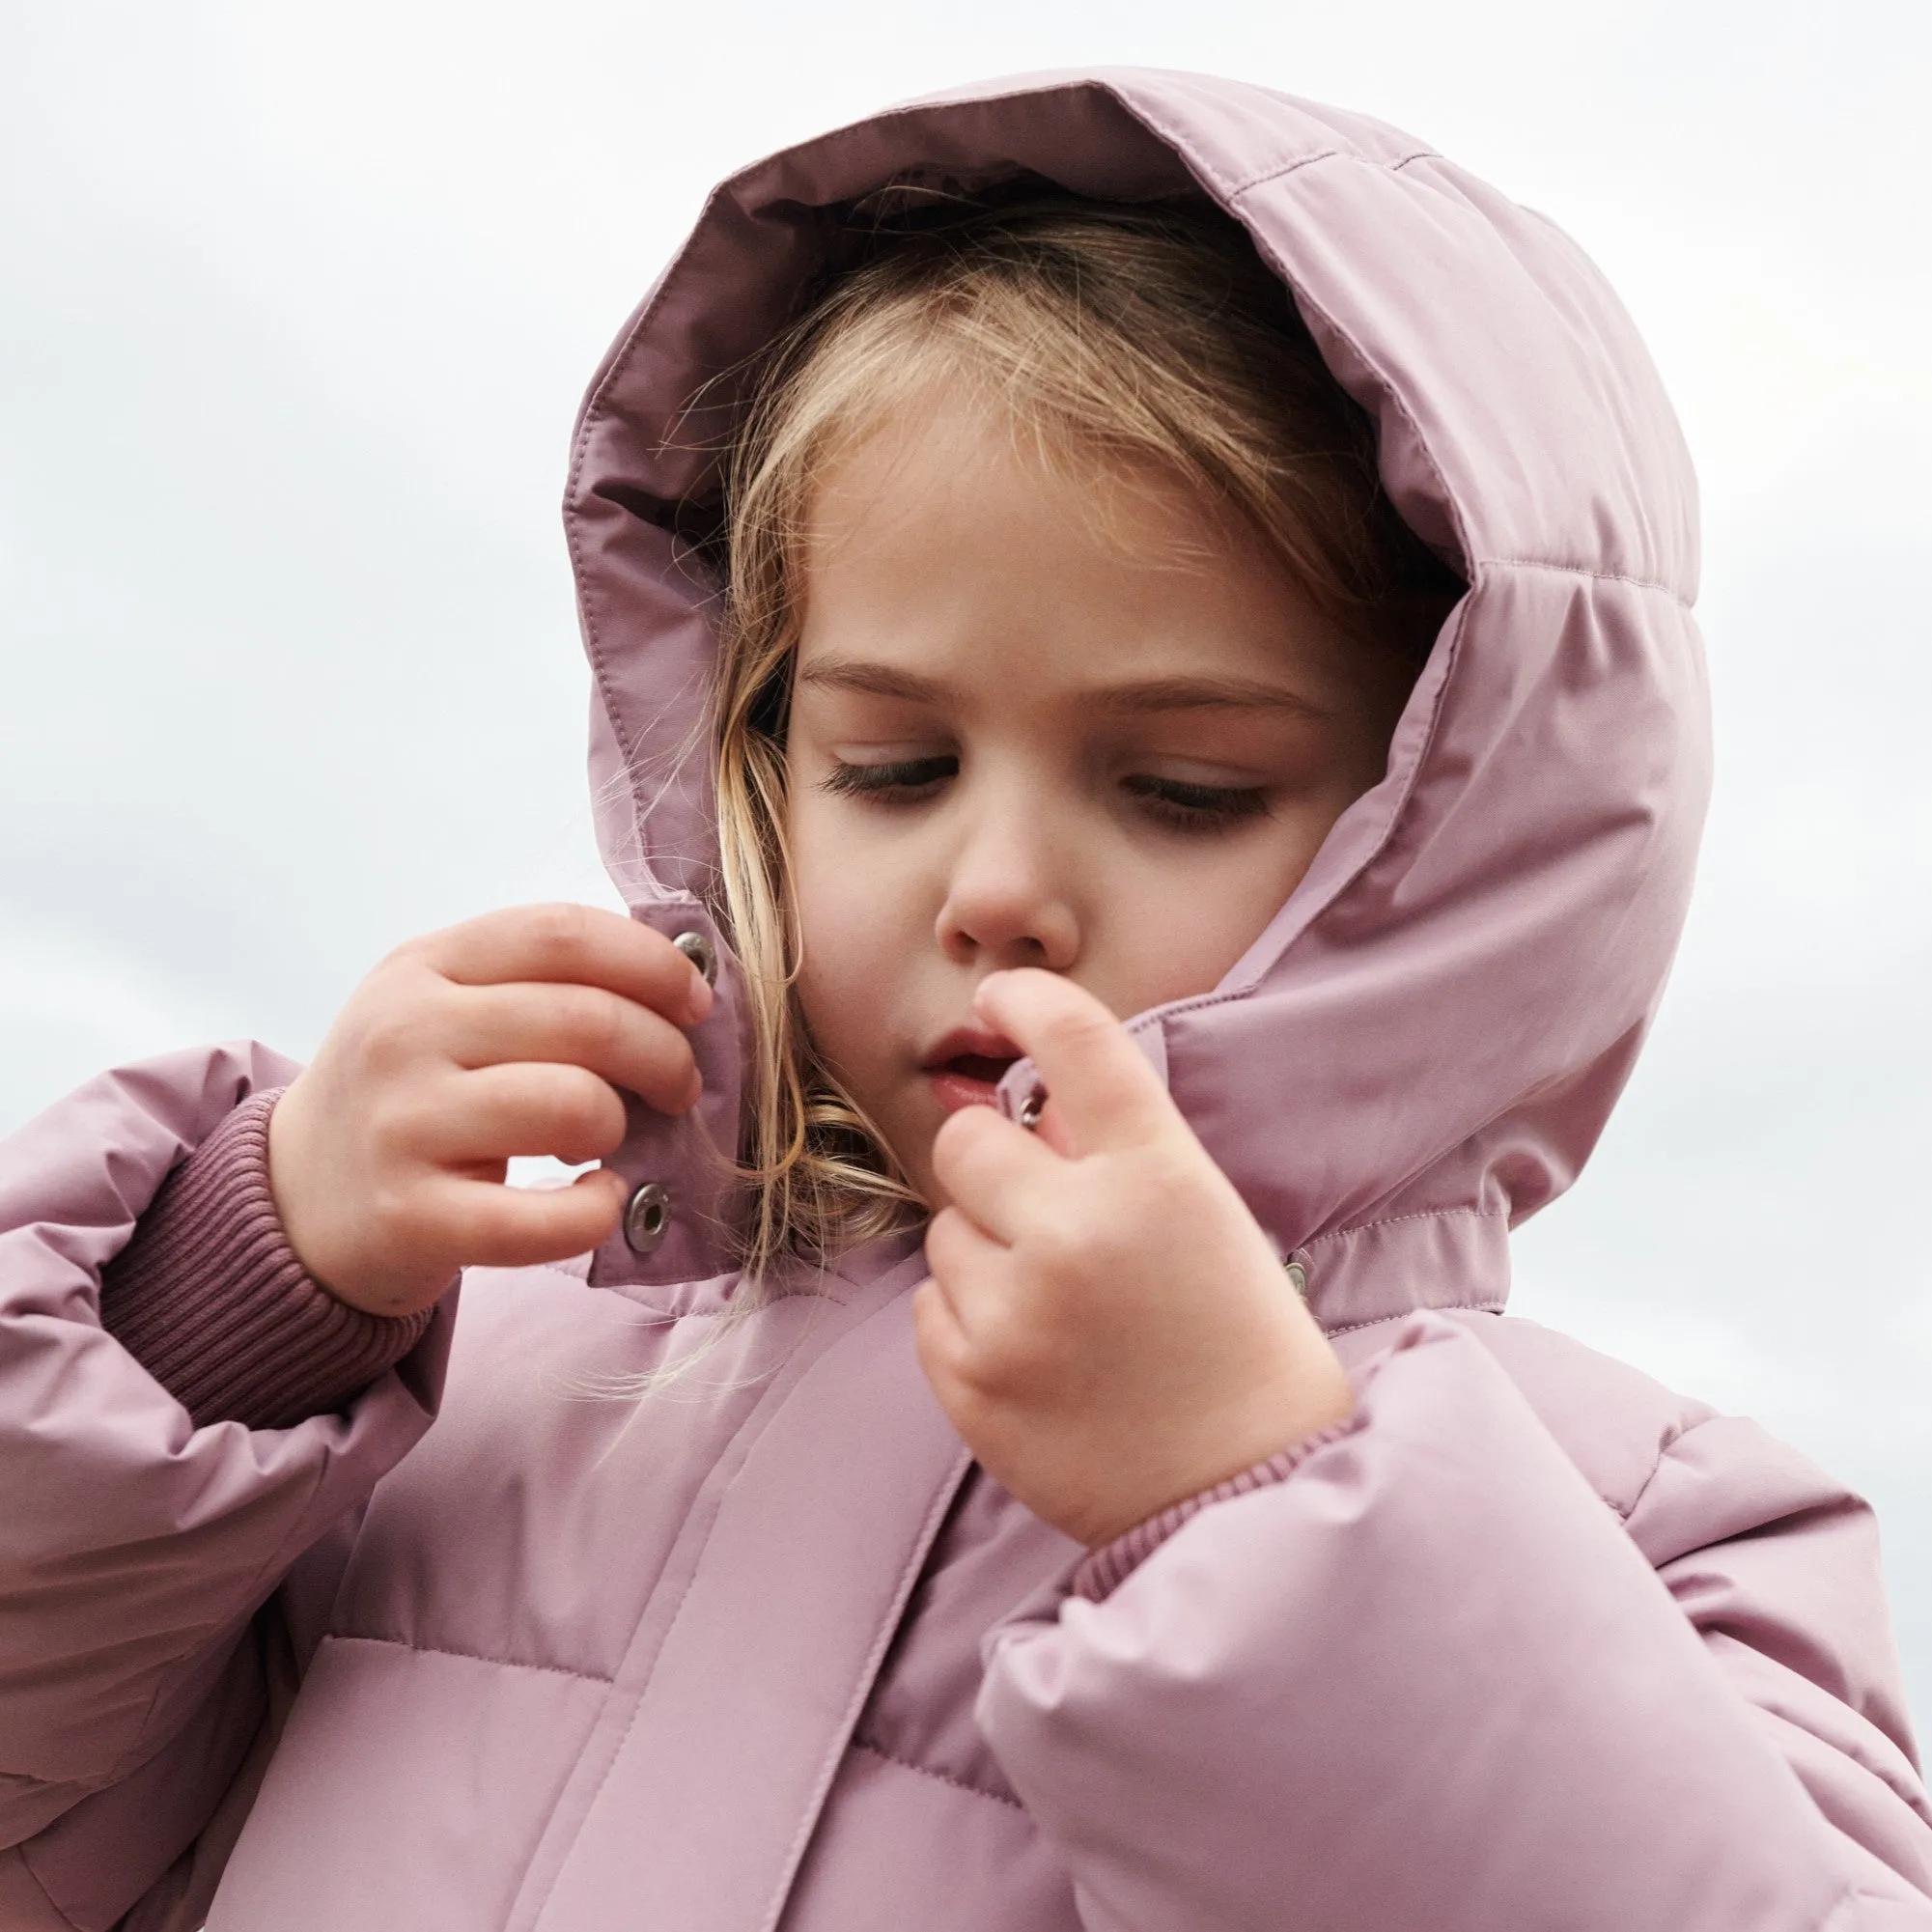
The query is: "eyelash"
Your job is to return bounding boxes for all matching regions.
[820,756,956,799]
[820,759,1272,832]
[1120,772,1274,830]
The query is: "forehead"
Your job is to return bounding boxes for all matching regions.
[805,379,1225,570]
[794,392,1354,705]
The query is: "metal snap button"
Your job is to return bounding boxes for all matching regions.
[672,930,716,986]
[1284,1260,1308,1297]
[624,1182,671,1253]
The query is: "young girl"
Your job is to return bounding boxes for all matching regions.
[2,69,1926,1932]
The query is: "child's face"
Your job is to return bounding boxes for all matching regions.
[784,395,1414,1208]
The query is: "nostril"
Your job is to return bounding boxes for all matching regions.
[936,886,1077,973]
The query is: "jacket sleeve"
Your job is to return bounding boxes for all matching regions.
[0,1047,450,1930]
[975,1313,1932,1932]
[97,1086,436,1430]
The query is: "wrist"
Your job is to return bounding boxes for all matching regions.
[100,1088,440,1429]
[1082,1352,1357,1551]
[1072,1404,1367,1600]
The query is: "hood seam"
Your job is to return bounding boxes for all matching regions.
[1481,556,1693,608]
[1227,145,1439,200]
[1296,1203,1508,1256]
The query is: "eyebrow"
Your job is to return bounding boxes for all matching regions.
[796,659,1330,719]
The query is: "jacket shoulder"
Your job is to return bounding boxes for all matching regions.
[1335,1308,1716,1519]
[1414,1311,1865,1570]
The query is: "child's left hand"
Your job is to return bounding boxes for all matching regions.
[914,969,1355,1550]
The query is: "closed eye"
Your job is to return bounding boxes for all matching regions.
[821,755,958,801]
[1122,774,1274,831]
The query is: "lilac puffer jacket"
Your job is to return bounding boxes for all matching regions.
[5,70,1929,1932]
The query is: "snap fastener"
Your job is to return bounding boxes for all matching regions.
[1284,1260,1308,1297]
[1018,1089,1046,1131]
[672,930,716,986]
[624,1182,671,1253]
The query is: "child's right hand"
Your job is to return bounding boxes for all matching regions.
[266,904,713,1317]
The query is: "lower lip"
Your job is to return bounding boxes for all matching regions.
[928,1070,1005,1115]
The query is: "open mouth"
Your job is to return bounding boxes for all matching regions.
[936,1053,1021,1087]
[922,1032,1022,1114]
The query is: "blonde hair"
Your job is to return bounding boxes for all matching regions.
[703,189,1462,1282]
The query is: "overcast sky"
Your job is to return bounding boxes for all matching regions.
[4,1,1929,1703]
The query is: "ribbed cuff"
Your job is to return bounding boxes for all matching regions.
[99,1089,437,1430]
[1070,1411,1368,1603]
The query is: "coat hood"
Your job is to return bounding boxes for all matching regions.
[566,69,1708,1328]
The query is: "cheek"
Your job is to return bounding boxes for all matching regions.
[787,800,915,1053]
[1110,823,1333,1011]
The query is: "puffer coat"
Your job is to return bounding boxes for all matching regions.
[4,68,1930,1932]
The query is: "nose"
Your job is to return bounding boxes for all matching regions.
[935,798,1080,972]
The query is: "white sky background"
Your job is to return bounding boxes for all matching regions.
[4,1,1930,1700]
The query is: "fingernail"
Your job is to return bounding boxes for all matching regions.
[687,974,714,1023]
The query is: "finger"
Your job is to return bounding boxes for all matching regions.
[910,1276,971,1408]
[412,904,713,1026]
[929,1102,1065,1246]
[920,1207,1013,1350]
[419,1062,630,1166]
[972,968,1177,1156]
[922,1211,1053,1400]
[435,1167,629,1271]
[440,981,699,1114]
